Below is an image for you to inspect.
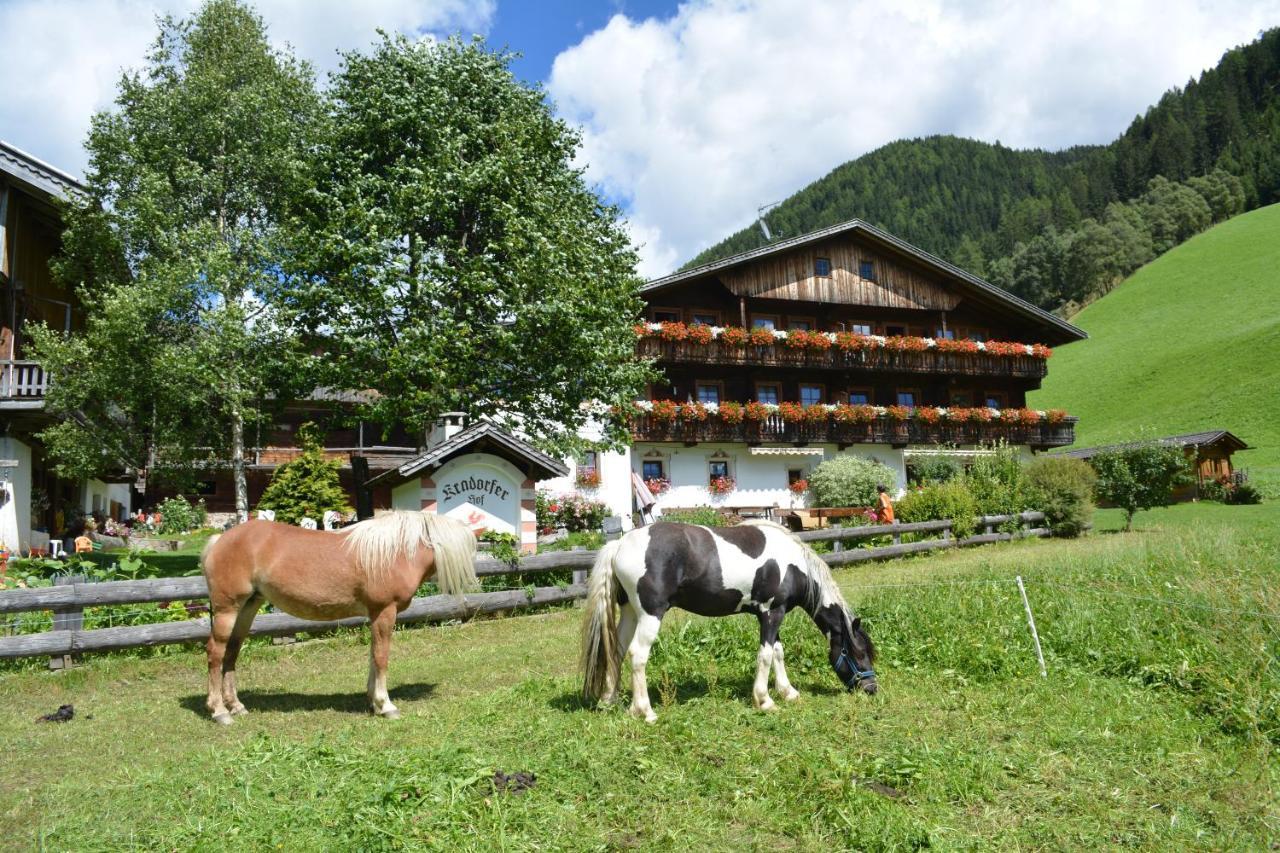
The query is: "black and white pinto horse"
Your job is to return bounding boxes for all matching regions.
[581,520,876,722]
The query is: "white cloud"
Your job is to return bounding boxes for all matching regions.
[548,0,1280,277]
[0,0,493,178]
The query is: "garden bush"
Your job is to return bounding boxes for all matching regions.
[535,492,609,533]
[1023,456,1096,537]
[658,507,737,526]
[808,455,898,507]
[909,455,961,486]
[1224,482,1262,505]
[963,442,1028,518]
[155,496,208,536]
[895,480,978,538]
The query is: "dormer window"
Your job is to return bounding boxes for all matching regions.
[814,257,832,277]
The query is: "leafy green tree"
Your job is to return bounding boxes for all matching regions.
[1091,444,1192,531]
[29,0,319,519]
[1141,176,1213,253]
[256,423,352,525]
[290,36,650,455]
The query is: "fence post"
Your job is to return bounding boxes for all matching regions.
[892,523,901,546]
[572,545,588,588]
[1016,575,1047,678]
[941,520,951,542]
[49,574,85,671]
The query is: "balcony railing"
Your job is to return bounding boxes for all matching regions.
[0,361,49,401]
[636,337,1048,378]
[631,412,1077,450]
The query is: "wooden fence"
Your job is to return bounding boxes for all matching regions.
[0,512,1046,661]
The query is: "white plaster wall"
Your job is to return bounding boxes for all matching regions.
[539,447,636,531]
[81,481,132,519]
[635,443,908,510]
[0,436,32,552]
[391,479,420,511]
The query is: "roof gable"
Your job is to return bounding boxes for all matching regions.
[0,140,84,202]
[367,421,568,487]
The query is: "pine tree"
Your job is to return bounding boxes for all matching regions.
[256,424,352,525]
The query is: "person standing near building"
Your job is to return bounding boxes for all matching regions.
[876,484,895,525]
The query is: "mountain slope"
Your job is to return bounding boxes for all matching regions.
[687,28,1280,276]
[1027,204,1280,491]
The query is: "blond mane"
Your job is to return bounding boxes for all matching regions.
[340,511,478,595]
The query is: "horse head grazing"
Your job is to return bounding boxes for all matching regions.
[814,604,877,694]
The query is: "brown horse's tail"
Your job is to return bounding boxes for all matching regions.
[581,538,624,703]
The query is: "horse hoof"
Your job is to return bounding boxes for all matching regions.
[212,712,234,726]
[756,700,777,712]
[378,708,401,720]
[229,704,248,716]
[781,689,801,702]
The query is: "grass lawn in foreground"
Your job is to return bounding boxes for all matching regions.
[1,506,1277,849]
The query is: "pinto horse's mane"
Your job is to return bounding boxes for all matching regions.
[340,511,477,594]
[738,519,849,613]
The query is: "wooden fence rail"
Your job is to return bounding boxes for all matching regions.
[0,511,1048,660]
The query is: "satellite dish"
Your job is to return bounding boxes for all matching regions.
[756,201,782,242]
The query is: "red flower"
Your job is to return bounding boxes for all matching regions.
[744,401,771,421]
[708,476,736,495]
[644,476,670,495]
[658,322,689,342]
[985,341,1025,357]
[806,332,833,352]
[782,329,811,350]
[678,401,709,422]
[914,407,942,424]
[778,401,807,423]
[576,468,602,489]
[718,402,745,424]
[788,478,809,495]
[1030,344,1053,359]
[884,336,928,353]
[803,404,829,423]
[999,408,1023,424]
[650,400,679,421]
[886,405,911,421]
[719,326,749,347]
[1045,408,1068,424]
[1018,408,1042,425]
[686,323,714,345]
[633,322,652,338]
[935,338,980,354]
[749,327,776,346]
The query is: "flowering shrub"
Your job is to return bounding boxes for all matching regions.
[650,400,679,421]
[718,401,745,424]
[575,468,601,489]
[719,326,749,347]
[686,323,714,345]
[749,326,776,346]
[744,401,772,421]
[537,490,609,533]
[708,476,736,495]
[777,401,807,423]
[788,478,809,495]
[678,401,709,422]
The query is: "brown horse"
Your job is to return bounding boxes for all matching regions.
[200,511,477,724]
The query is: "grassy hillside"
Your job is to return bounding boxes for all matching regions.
[1030,203,1280,491]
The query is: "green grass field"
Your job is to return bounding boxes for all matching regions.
[1029,203,1280,493]
[1,503,1277,850]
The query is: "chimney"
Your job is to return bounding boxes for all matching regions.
[425,412,468,450]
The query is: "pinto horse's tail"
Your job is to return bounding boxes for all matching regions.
[581,538,625,703]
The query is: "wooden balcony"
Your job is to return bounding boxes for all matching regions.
[631,412,1076,450]
[0,361,49,405]
[636,337,1048,378]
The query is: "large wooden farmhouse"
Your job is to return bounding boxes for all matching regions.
[581,219,1087,520]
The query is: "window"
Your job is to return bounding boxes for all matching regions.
[652,307,681,323]
[848,322,872,336]
[985,392,1006,409]
[708,460,731,484]
[799,384,824,406]
[787,468,805,486]
[751,315,778,330]
[950,391,973,407]
[691,310,719,326]
[885,324,906,337]
[859,260,876,281]
[755,383,780,404]
[695,382,722,404]
[814,257,832,277]
[896,389,918,407]
[581,450,598,473]
[642,460,665,481]
[961,327,988,342]
[846,388,871,405]
[787,316,814,331]
[934,328,955,340]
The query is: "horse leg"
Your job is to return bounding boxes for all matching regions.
[753,608,785,711]
[627,612,662,723]
[221,593,264,715]
[367,603,400,719]
[603,605,638,705]
[205,605,239,724]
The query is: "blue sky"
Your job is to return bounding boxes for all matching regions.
[2,1,1278,275]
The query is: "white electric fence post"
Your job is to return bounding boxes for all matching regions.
[1016,575,1047,678]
